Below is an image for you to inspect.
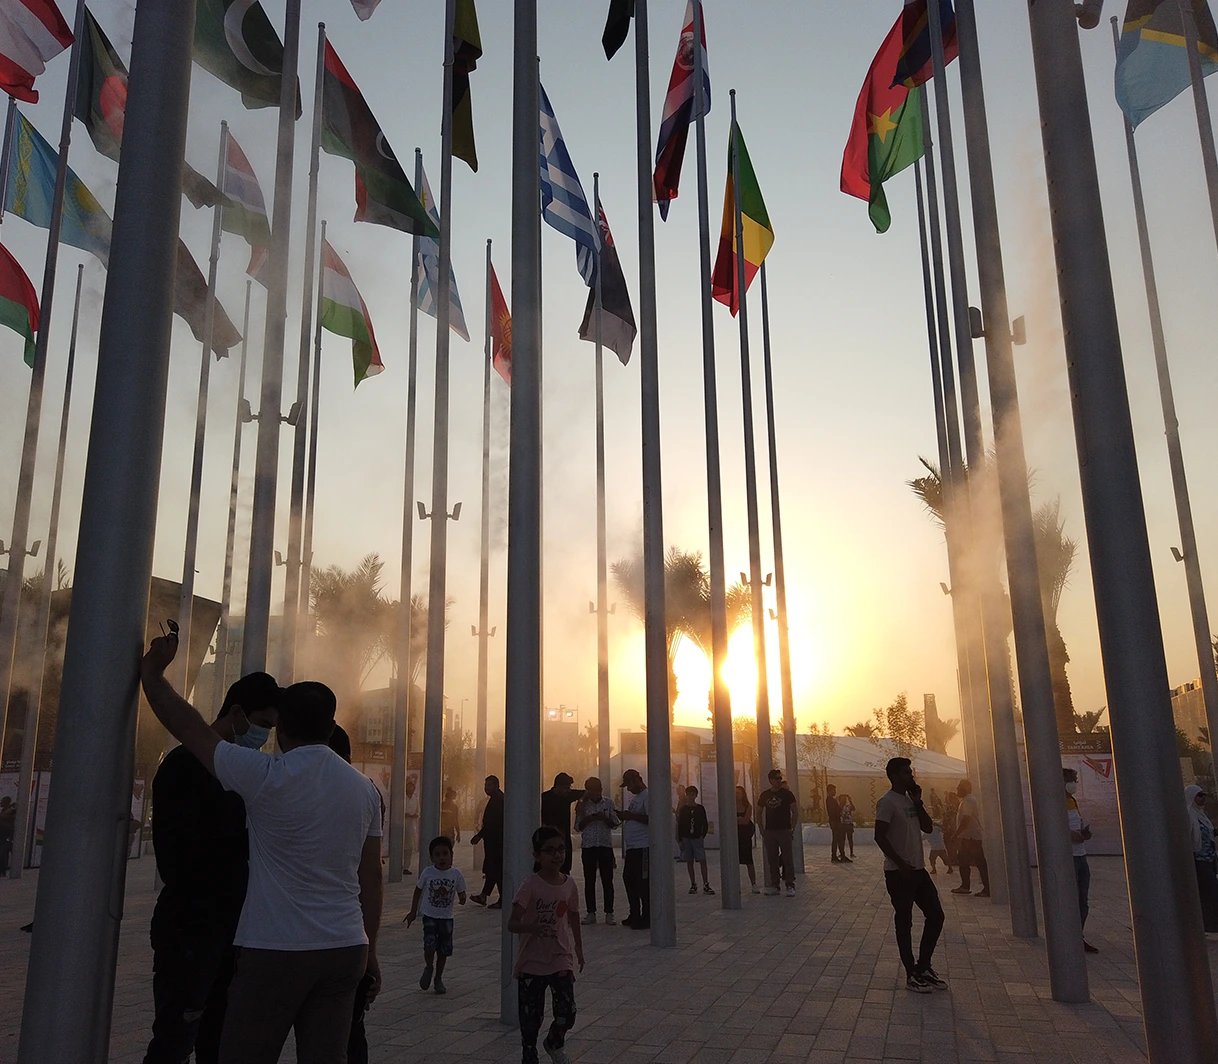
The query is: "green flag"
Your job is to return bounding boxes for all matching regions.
[452,0,482,172]
[193,0,300,115]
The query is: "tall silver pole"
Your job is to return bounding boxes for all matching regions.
[174,121,230,697]
[728,91,773,788]
[10,263,83,880]
[213,280,254,716]
[758,263,803,874]
[503,0,542,1022]
[0,0,86,761]
[420,0,458,851]
[241,0,302,674]
[953,0,1086,992]
[0,95,17,226]
[1180,0,1218,260]
[299,219,326,669]
[592,173,611,785]
[280,22,327,685]
[635,0,675,948]
[389,151,424,885]
[1112,16,1218,754]
[17,1,194,1056]
[475,238,492,785]
[692,0,739,908]
[1027,1,1218,1056]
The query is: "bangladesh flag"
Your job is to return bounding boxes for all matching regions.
[321,41,437,238]
[840,11,925,234]
[711,120,774,316]
[193,0,300,114]
[321,239,384,386]
[0,242,37,366]
[452,0,481,172]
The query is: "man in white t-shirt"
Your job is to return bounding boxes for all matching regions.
[141,634,384,1064]
[874,757,947,995]
[619,769,650,930]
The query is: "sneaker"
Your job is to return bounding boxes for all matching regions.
[951,886,971,895]
[621,915,639,928]
[917,966,948,990]
[906,972,934,994]
[703,884,716,895]
[434,978,447,995]
[604,912,617,925]
[975,889,991,898]
[763,887,780,896]
[469,894,487,906]
[840,856,853,863]
[581,912,597,925]
[1084,940,1099,954]
[419,965,433,990]
[785,885,796,897]
[487,900,502,909]
[688,885,698,895]
[751,885,761,894]
[542,1039,571,1064]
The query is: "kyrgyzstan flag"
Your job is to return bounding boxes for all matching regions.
[490,264,512,385]
[0,0,73,104]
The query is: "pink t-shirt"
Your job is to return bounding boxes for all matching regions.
[512,872,580,977]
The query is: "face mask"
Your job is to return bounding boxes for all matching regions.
[235,723,272,750]
[1065,781,1077,795]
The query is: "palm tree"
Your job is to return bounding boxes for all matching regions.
[844,721,877,738]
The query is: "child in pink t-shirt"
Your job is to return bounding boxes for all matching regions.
[508,826,585,1064]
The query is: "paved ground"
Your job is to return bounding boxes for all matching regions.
[0,843,1208,1063]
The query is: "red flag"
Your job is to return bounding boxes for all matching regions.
[490,265,511,385]
[0,0,73,103]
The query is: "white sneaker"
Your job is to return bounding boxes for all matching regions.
[785,885,796,897]
[603,912,617,925]
[580,912,597,925]
[763,887,780,896]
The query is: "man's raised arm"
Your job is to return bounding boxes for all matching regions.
[140,634,221,775]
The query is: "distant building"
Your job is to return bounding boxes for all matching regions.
[543,705,580,783]
[1172,680,1210,744]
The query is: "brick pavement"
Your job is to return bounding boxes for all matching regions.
[0,843,1207,1063]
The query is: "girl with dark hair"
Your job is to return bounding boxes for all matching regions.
[735,785,759,894]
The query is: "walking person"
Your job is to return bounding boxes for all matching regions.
[942,791,959,870]
[874,757,947,994]
[471,775,505,908]
[927,816,951,875]
[440,787,462,844]
[618,769,650,929]
[541,772,585,875]
[1064,767,1098,953]
[1187,784,1218,933]
[575,777,619,925]
[404,836,468,995]
[677,785,715,895]
[757,769,798,896]
[508,825,585,1064]
[951,779,990,898]
[840,793,856,858]
[826,784,850,863]
[735,786,759,894]
[403,773,420,875]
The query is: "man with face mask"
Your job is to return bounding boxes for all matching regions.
[1064,767,1098,953]
[143,671,280,1064]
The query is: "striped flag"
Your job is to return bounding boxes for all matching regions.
[415,163,470,340]
[539,82,599,287]
[654,0,710,221]
[220,131,271,284]
[0,243,38,366]
[0,0,73,104]
[490,263,511,384]
[711,120,774,316]
[321,239,384,386]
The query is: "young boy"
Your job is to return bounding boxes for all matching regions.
[405,836,468,995]
[677,785,715,895]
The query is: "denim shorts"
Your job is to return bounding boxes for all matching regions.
[680,837,707,863]
[422,916,454,957]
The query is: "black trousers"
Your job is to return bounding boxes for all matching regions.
[346,972,375,1064]
[481,843,503,899]
[829,821,846,860]
[884,868,944,976]
[143,927,234,1064]
[517,971,576,1064]
[622,848,649,924]
[956,838,990,891]
[581,846,615,914]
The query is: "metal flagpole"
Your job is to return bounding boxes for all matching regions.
[17,0,194,1056]
[389,152,424,885]
[1027,1,1218,1056]
[692,0,740,908]
[952,0,1086,989]
[174,121,230,697]
[503,0,542,1022]
[280,22,327,684]
[0,0,86,765]
[0,96,17,225]
[213,280,254,716]
[728,90,774,791]
[592,174,611,785]
[300,219,326,672]
[10,263,83,880]
[1180,0,1218,260]
[420,0,459,852]
[475,238,493,785]
[758,262,803,874]
[635,0,675,948]
[241,0,302,674]
[1113,15,1218,757]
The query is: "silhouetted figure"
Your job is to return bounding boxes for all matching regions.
[471,776,505,908]
[541,773,585,875]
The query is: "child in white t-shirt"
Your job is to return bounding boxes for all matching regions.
[405,836,467,995]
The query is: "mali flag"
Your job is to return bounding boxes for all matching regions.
[711,120,773,316]
[1115,0,1218,128]
[841,13,925,234]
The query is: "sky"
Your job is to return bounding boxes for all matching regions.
[2,1,1218,762]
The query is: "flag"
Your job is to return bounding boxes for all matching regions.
[1116,0,1218,128]
[322,41,438,238]
[0,0,73,104]
[321,239,383,385]
[602,0,634,60]
[221,131,271,283]
[654,0,710,221]
[349,0,384,19]
[711,121,773,315]
[174,241,243,358]
[841,12,925,234]
[490,263,511,384]
[539,82,599,287]
[0,243,38,366]
[891,0,958,89]
[416,164,469,340]
[452,0,481,172]
[193,0,300,114]
[579,196,636,365]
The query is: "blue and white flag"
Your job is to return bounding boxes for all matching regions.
[415,162,470,340]
[539,82,600,287]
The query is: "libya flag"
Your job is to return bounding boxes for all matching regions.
[711,120,774,316]
[452,0,481,172]
[322,41,438,238]
[841,12,925,234]
[194,0,300,114]
[321,239,384,386]
[0,242,37,366]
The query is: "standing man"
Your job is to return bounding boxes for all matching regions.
[874,757,947,994]
[575,776,619,925]
[951,779,990,898]
[757,768,798,896]
[826,783,850,863]
[142,670,280,1064]
[619,769,650,930]
[677,785,715,895]
[470,775,505,908]
[540,772,585,874]
[402,772,420,875]
[1064,767,1098,954]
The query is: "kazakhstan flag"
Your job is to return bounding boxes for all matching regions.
[4,110,112,265]
[1116,0,1218,128]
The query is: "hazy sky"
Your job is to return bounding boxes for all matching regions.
[1,1,1217,760]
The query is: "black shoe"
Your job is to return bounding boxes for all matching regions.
[434,978,447,995]
[630,921,650,930]
[840,856,853,863]
[916,966,948,990]
[688,885,698,895]
[906,972,934,994]
[487,900,502,909]
[975,888,991,898]
[621,915,639,928]
[419,965,433,990]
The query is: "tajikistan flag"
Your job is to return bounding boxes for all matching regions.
[321,239,383,386]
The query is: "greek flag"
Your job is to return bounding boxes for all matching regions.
[539,82,600,286]
[415,162,470,340]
